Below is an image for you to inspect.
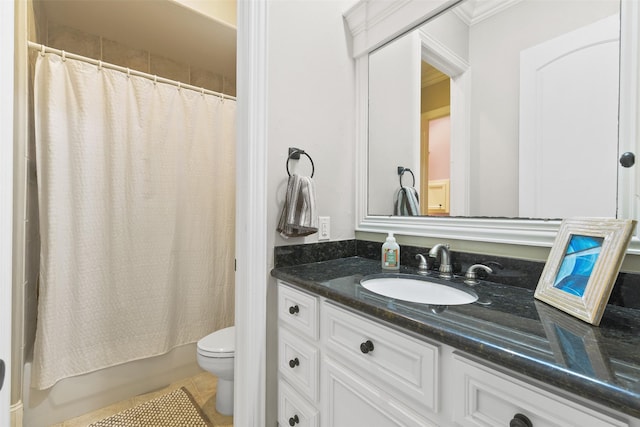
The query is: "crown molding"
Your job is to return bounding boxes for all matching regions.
[453,0,524,26]
[343,0,460,57]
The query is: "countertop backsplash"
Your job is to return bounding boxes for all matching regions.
[274,239,640,310]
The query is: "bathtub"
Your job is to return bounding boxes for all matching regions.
[22,343,201,427]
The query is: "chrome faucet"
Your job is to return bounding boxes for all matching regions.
[464,264,493,285]
[415,254,429,275]
[428,244,452,279]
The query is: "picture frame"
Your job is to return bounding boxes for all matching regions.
[535,301,612,380]
[534,217,636,326]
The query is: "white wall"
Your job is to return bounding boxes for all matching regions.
[267,0,357,249]
[468,0,619,216]
[265,0,356,424]
[369,32,421,215]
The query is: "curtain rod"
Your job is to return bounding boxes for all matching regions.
[27,41,237,102]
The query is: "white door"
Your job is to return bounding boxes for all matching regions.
[0,1,14,425]
[519,14,620,218]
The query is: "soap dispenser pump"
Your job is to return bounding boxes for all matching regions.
[381,232,400,270]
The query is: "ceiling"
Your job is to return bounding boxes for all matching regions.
[38,0,237,80]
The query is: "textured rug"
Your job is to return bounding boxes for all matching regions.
[88,387,213,427]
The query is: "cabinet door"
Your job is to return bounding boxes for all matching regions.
[322,358,436,427]
[452,354,628,427]
[427,179,450,214]
[323,302,439,415]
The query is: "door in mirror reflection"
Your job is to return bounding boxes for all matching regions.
[368,0,621,219]
[519,14,619,218]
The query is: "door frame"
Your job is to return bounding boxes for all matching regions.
[235,0,268,425]
[0,0,15,425]
[419,30,470,217]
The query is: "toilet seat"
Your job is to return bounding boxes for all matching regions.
[197,326,235,358]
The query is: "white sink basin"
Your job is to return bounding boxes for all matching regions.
[360,275,478,305]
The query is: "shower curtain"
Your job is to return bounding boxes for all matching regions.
[31,53,236,389]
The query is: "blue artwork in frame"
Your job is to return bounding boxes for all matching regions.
[553,235,604,297]
[535,218,636,325]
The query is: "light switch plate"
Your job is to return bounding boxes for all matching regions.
[318,216,330,240]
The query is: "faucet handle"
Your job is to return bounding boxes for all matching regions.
[415,254,429,275]
[464,264,493,285]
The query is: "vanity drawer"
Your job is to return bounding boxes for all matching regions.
[279,327,320,402]
[322,302,439,415]
[279,282,319,340]
[452,354,628,427]
[279,379,319,427]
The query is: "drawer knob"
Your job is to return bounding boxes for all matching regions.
[289,414,300,426]
[510,413,533,427]
[360,340,374,354]
[289,305,300,315]
[288,357,300,368]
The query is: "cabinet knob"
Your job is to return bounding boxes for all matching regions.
[360,340,374,354]
[289,414,300,426]
[288,357,300,368]
[289,305,299,315]
[620,152,635,168]
[510,413,533,427]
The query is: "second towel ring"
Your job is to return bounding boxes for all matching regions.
[398,166,415,187]
[287,149,315,178]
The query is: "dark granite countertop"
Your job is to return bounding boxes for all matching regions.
[271,256,640,419]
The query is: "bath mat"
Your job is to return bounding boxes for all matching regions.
[88,387,212,427]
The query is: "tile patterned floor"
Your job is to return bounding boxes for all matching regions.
[52,371,233,427]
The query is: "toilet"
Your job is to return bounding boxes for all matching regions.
[196,326,235,416]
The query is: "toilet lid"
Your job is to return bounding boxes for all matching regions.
[197,326,235,357]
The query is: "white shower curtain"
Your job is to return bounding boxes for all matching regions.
[32,53,236,389]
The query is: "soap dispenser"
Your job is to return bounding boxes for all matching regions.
[381,232,400,270]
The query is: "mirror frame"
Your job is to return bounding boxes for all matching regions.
[345,0,640,253]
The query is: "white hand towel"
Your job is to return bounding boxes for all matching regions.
[277,174,318,238]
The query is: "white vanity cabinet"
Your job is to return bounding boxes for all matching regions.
[278,283,321,427]
[451,354,630,427]
[322,302,440,425]
[277,281,640,427]
[278,280,440,427]
[322,357,436,427]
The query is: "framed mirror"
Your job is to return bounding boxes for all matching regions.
[345,0,640,251]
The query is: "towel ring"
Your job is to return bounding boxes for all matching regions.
[398,166,415,187]
[287,150,315,178]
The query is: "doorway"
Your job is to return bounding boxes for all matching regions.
[420,61,451,216]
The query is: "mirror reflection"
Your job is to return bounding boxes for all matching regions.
[368,0,621,219]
